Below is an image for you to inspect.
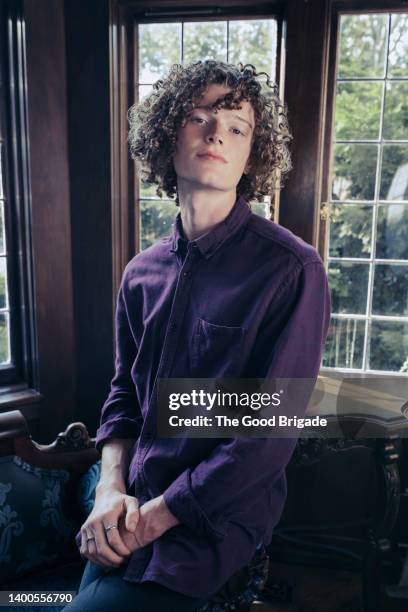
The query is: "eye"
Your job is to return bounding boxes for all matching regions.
[190,116,207,125]
[231,127,245,136]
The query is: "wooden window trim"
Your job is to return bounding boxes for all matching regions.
[0,0,40,396]
[319,0,408,257]
[319,0,408,382]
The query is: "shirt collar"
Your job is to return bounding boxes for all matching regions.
[170,195,252,259]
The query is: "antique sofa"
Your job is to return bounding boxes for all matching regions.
[0,408,405,612]
[0,410,272,612]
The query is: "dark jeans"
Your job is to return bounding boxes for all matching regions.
[61,560,209,612]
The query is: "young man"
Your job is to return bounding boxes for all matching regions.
[69,60,331,611]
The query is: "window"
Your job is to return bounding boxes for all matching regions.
[0,1,37,390]
[135,17,279,250]
[0,5,16,378]
[0,91,10,366]
[322,11,408,375]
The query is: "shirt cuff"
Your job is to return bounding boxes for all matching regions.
[162,469,228,543]
[95,417,142,455]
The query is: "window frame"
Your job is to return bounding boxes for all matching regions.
[0,0,39,395]
[110,0,408,382]
[319,0,408,380]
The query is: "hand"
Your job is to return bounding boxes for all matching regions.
[117,495,180,553]
[79,486,140,569]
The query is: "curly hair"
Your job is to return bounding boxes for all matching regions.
[128,60,292,204]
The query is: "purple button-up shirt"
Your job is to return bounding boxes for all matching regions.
[75,195,331,598]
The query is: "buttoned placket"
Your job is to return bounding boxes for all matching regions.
[126,198,251,578]
[127,242,201,577]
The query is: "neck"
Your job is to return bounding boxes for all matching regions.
[177,179,237,241]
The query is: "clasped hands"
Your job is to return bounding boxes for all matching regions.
[79,488,179,570]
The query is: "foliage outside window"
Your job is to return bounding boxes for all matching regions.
[323,13,408,374]
[136,19,278,251]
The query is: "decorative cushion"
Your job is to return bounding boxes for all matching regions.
[77,460,101,519]
[0,456,78,584]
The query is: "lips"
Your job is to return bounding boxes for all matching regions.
[197,152,227,163]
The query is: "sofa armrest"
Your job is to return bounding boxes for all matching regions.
[0,409,99,585]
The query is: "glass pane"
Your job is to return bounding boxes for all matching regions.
[323,317,365,369]
[332,144,378,201]
[335,82,382,141]
[139,23,182,84]
[0,201,5,254]
[328,262,369,314]
[228,20,277,77]
[140,200,178,250]
[138,85,153,101]
[0,312,10,364]
[183,22,227,63]
[383,82,408,141]
[337,14,388,78]
[140,180,161,199]
[376,204,408,260]
[0,256,7,309]
[329,204,372,258]
[250,202,270,219]
[372,264,408,316]
[388,13,408,77]
[379,145,408,201]
[369,320,408,372]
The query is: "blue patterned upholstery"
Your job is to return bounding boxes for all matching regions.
[0,455,78,585]
[2,458,269,611]
[77,460,101,519]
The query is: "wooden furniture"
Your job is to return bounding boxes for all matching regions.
[0,410,269,611]
[264,411,408,612]
[1,406,408,611]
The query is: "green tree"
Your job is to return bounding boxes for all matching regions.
[328,13,408,372]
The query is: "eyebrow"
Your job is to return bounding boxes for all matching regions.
[194,105,254,131]
[232,114,253,131]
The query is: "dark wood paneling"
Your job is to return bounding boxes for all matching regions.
[279,0,330,253]
[64,0,114,436]
[24,0,76,442]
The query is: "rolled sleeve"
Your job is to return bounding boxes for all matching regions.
[95,274,143,455]
[162,259,331,540]
[163,468,228,542]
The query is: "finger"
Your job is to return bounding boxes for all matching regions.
[103,518,132,557]
[79,529,89,559]
[123,496,140,531]
[83,528,102,565]
[82,527,114,568]
[92,522,127,567]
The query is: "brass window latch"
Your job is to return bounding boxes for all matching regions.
[320,201,333,222]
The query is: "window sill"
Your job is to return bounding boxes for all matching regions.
[0,385,43,424]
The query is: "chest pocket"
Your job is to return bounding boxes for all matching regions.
[190,317,245,378]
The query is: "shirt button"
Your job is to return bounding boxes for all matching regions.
[183,270,190,277]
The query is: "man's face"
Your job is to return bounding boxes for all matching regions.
[172,83,255,194]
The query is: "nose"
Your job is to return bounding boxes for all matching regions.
[205,124,223,145]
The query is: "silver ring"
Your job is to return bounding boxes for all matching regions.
[104,523,118,532]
